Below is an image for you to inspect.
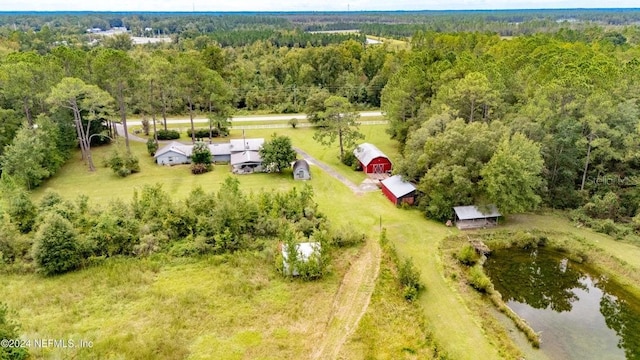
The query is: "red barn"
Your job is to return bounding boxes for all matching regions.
[380,175,417,205]
[353,143,392,174]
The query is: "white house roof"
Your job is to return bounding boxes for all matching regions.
[209,143,231,156]
[230,151,262,165]
[155,142,235,159]
[381,175,416,198]
[453,205,501,220]
[353,143,389,167]
[154,142,192,158]
[230,138,264,152]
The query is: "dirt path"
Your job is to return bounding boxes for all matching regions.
[294,147,379,194]
[295,147,383,359]
[311,237,381,360]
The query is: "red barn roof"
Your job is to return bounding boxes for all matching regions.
[353,143,389,167]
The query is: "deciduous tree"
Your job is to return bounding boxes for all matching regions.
[259,134,297,172]
[481,133,544,214]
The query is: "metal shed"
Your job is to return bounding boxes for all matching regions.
[292,159,311,180]
[453,205,501,230]
[380,175,417,205]
[353,143,392,174]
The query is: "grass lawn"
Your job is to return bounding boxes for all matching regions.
[0,246,356,359]
[33,124,398,203]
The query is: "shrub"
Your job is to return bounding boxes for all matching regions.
[457,244,479,266]
[133,233,167,257]
[187,128,219,139]
[146,139,158,156]
[6,190,37,233]
[32,213,81,276]
[0,302,29,360]
[190,163,212,175]
[107,150,140,177]
[399,258,423,301]
[341,149,358,168]
[288,118,299,128]
[192,141,212,165]
[155,129,180,140]
[468,265,492,293]
[331,226,365,247]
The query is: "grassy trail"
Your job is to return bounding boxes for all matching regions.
[311,238,381,360]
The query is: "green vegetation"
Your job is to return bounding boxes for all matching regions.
[105,147,140,177]
[259,134,297,173]
[155,129,180,140]
[190,141,212,175]
[2,10,640,359]
[0,302,28,360]
[310,96,364,162]
[340,230,436,359]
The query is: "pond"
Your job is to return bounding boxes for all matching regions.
[484,248,640,360]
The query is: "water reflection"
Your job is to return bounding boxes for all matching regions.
[484,248,640,359]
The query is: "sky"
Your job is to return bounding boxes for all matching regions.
[0,0,638,12]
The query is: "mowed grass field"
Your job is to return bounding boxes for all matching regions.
[12,121,636,359]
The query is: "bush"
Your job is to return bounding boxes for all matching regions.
[32,213,82,276]
[187,128,219,139]
[288,118,299,128]
[341,149,358,168]
[399,258,423,301]
[6,190,37,233]
[468,265,492,293]
[0,303,29,360]
[133,233,167,257]
[107,150,140,177]
[191,163,212,175]
[457,244,479,266]
[331,226,365,247]
[155,129,180,140]
[146,139,158,156]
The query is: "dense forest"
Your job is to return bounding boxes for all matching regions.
[0,10,639,240]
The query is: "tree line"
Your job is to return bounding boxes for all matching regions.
[382,31,640,236]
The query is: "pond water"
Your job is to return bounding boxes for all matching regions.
[484,248,640,360]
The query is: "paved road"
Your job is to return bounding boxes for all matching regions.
[232,120,387,130]
[114,124,147,143]
[126,111,383,126]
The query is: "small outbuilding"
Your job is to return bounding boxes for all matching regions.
[380,175,417,205]
[453,205,502,230]
[353,143,392,174]
[292,159,311,180]
[282,242,321,276]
